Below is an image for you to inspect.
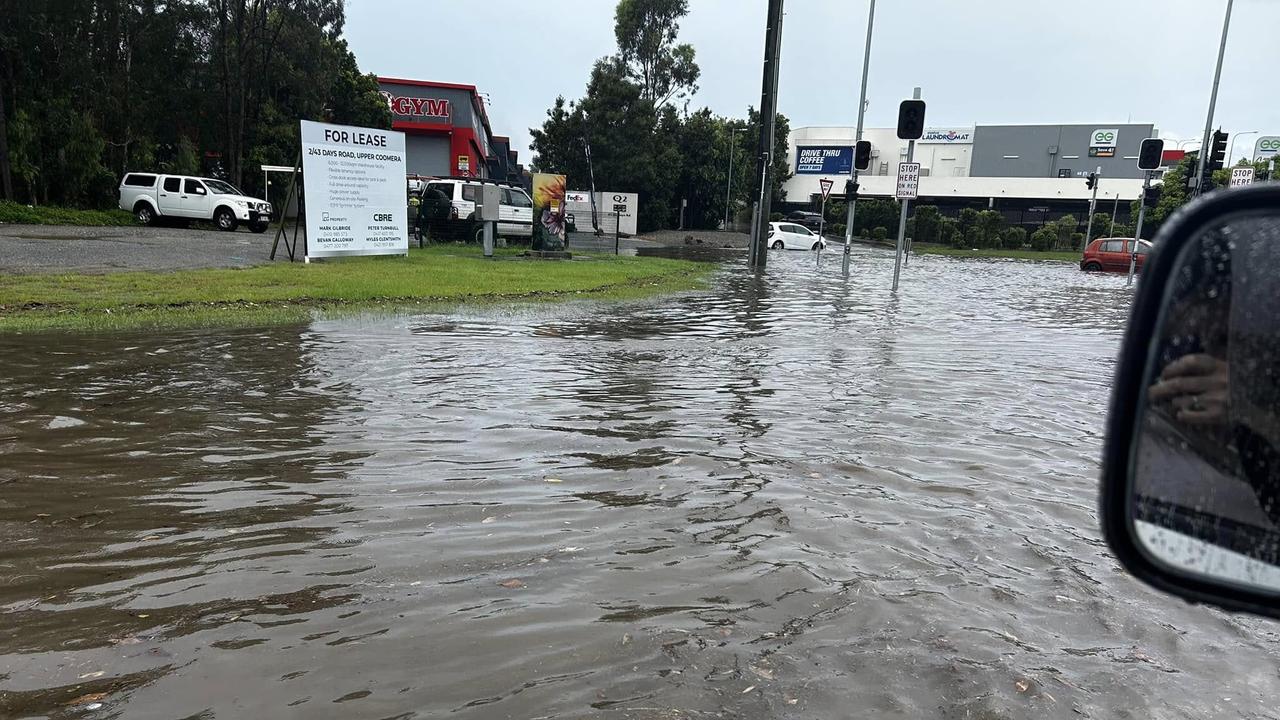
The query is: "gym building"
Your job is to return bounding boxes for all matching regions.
[783,122,1158,229]
[377,77,524,183]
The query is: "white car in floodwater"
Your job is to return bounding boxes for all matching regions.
[768,221,826,251]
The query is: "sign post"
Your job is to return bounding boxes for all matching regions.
[843,0,876,279]
[1128,172,1152,287]
[1230,167,1255,187]
[1083,166,1101,251]
[817,177,834,264]
[892,89,924,291]
[299,120,408,262]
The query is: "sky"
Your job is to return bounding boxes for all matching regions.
[345,0,1279,166]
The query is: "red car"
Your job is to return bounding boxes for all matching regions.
[1080,237,1152,273]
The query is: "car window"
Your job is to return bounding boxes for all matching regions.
[790,224,812,235]
[1101,240,1123,253]
[1136,242,1152,255]
[426,183,453,200]
[204,179,240,195]
[122,173,156,187]
[184,179,207,195]
[506,189,532,208]
[162,177,181,193]
[461,185,478,202]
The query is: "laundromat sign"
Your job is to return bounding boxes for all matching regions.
[380,92,451,121]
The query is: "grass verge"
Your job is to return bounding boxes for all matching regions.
[0,245,715,334]
[914,245,1079,263]
[0,200,136,227]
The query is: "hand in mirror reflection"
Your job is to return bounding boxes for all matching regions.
[1149,353,1230,426]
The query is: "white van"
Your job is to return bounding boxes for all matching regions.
[119,173,273,233]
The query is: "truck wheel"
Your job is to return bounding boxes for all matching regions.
[249,221,269,234]
[135,203,157,226]
[215,207,238,232]
[471,224,485,244]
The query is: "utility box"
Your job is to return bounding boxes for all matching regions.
[474,184,501,221]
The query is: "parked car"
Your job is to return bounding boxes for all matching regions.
[768,221,827,251]
[1081,237,1152,272]
[417,177,533,243]
[785,210,824,232]
[119,173,272,232]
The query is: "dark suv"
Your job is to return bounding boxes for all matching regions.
[785,211,824,231]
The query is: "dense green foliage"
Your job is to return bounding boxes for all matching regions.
[0,1,389,209]
[530,0,790,232]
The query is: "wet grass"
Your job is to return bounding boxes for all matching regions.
[0,200,136,226]
[914,245,1079,263]
[0,245,714,334]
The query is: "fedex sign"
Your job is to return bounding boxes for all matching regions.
[380,92,451,121]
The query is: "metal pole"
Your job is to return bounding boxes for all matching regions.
[1083,165,1100,248]
[615,210,621,255]
[817,194,826,265]
[891,142,913,291]
[750,0,785,268]
[483,220,494,258]
[843,0,876,278]
[1193,0,1233,197]
[1128,172,1151,287]
[1111,192,1120,229]
[891,88,920,292]
[724,127,737,230]
[1228,131,1257,167]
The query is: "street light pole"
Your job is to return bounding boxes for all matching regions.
[724,127,739,230]
[1192,0,1234,197]
[842,0,876,278]
[1228,130,1258,166]
[1083,166,1101,248]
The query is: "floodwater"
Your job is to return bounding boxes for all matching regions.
[3,247,1279,719]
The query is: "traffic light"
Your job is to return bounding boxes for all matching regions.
[1137,138,1165,171]
[1143,185,1162,207]
[896,100,926,140]
[1085,172,1097,191]
[1207,129,1228,172]
[845,178,859,200]
[854,140,872,171]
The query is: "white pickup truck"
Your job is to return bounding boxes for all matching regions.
[119,173,272,232]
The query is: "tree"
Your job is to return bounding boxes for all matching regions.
[911,205,941,244]
[852,198,900,237]
[0,0,382,207]
[975,210,1004,248]
[1087,212,1113,240]
[613,0,699,107]
[1030,227,1055,251]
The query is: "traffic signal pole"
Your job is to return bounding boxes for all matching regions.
[891,87,921,293]
[842,0,876,278]
[1193,0,1233,197]
[749,0,785,269]
[1083,166,1101,250]
[1128,172,1152,287]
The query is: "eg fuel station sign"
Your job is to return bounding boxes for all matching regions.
[301,119,408,258]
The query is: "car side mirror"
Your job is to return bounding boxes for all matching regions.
[1101,184,1280,619]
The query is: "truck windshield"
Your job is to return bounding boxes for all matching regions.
[204,179,242,195]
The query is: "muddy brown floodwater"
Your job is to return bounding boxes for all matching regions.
[3,247,1280,720]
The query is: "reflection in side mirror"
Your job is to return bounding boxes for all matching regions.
[1102,185,1280,618]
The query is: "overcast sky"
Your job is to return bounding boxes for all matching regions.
[345,0,1278,165]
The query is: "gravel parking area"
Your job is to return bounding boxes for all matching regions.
[0,224,276,274]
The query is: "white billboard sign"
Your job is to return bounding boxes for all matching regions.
[1255,136,1280,159]
[300,119,408,259]
[1230,167,1255,187]
[895,162,921,199]
[918,127,974,144]
[1090,128,1119,148]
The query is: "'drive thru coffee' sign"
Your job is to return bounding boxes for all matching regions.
[301,119,408,259]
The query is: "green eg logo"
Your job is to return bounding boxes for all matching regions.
[1092,131,1116,144]
[1259,138,1280,151]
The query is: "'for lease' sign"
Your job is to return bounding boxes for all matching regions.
[301,119,408,259]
